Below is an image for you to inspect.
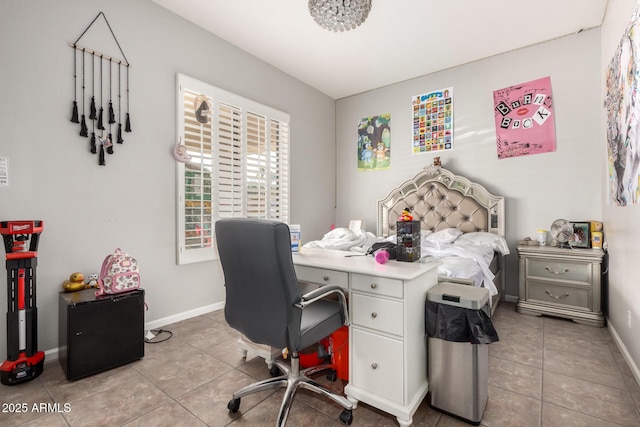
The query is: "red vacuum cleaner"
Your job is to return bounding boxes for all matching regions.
[0,220,45,385]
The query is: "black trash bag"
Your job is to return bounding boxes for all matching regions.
[426,300,499,344]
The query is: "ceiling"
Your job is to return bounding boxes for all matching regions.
[152,0,609,99]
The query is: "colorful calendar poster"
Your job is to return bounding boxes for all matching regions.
[411,88,453,154]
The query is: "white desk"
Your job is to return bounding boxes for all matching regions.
[293,248,439,427]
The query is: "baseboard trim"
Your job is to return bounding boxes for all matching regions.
[43,302,225,362]
[145,302,224,331]
[505,294,518,303]
[608,319,640,387]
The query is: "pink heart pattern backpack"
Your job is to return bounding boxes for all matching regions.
[96,248,140,296]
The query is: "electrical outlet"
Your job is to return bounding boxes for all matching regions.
[628,310,632,329]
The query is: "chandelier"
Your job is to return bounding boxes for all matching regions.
[308,0,372,32]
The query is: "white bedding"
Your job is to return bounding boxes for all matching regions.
[303,227,507,297]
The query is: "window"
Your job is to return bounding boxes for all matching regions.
[176,74,290,264]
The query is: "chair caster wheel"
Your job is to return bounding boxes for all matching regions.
[227,398,241,413]
[327,369,338,382]
[269,365,281,377]
[339,409,353,425]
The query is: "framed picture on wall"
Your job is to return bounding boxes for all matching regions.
[570,222,590,248]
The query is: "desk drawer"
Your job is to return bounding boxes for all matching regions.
[526,258,591,284]
[294,266,348,289]
[351,328,403,405]
[526,281,591,311]
[351,274,403,298]
[352,293,403,336]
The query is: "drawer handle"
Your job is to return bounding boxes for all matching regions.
[545,290,570,300]
[371,363,378,370]
[371,312,378,319]
[370,283,377,289]
[323,276,330,281]
[545,266,569,275]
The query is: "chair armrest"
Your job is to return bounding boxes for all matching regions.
[296,285,349,325]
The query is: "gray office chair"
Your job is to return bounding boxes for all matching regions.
[215,218,353,426]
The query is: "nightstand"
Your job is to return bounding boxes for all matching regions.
[517,245,605,327]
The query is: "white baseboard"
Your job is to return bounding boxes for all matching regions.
[42,302,226,363]
[505,294,518,303]
[608,320,640,387]
[145,302,224,331]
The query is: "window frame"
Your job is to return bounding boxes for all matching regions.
[176,74,290,264]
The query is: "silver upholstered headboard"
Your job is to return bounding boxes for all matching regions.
[377,167,505,237]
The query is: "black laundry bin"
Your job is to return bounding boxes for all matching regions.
[426,283,499,425]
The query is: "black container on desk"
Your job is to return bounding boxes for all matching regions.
[396,220,421,262]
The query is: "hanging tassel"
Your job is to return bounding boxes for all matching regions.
[97,108,105,130]
[117,124,123,144]
[71,101,79,123]
[89,96,97,120]
[90,132,97,154]
[80,115,88,137]
[71,48,79,123]
[99,144,105,165]
[107,133,113,154]
[125,65,131,133]
[108,101,115,124]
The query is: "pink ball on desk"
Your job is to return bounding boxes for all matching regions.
[374,249,390,264]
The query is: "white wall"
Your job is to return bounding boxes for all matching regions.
[335,29,603,300]
[601,0,640,382]
[0,0,335,357]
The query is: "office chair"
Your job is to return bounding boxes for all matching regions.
[215,218,354,426]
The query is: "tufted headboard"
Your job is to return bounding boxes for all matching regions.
[377,167,505,238]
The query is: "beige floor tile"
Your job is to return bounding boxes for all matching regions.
[490,336,543,369]
[489,356,543,399]
[543,347,627,390]
[542,401,625,427]
[122,401,207,427]
[481,385,541,427]
[2,304,638,427]
[542,371,640,426]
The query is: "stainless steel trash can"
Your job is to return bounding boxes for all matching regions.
[426,283,493,425]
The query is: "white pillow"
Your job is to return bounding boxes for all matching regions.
[425,228,462,244]
[454,232,510,255]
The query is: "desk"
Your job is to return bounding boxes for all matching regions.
[293,248,439,427]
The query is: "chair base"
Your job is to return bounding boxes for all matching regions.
[228,354,353,426]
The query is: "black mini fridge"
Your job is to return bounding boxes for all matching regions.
[58,288,144,380]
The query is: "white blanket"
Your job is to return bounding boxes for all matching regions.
[303,228,498,297]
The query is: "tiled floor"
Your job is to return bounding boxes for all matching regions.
[2,301,640,426]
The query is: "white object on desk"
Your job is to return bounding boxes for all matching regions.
[292,248,440,427]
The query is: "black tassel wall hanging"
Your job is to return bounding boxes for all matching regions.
[97,55,105,130]
[117,63,123,144]
[108,59,116,125]
[125,65,131,132]
[79,49,89,137]
[70,11,132,166]
[89,53,97,120]
[71,48,79,123]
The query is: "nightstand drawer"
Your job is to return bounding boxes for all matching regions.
[294,266,348,289]
[526,258,591,284]
[351,274,403,298]
[526,282,591,311]
[352,293,403,336]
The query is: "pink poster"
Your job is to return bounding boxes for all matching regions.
[493,76,556,159]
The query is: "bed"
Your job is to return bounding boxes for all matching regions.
[377,165,506,313]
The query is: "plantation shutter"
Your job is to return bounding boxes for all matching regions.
[177,74,290,264]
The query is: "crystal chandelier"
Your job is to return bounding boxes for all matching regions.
[308,0,372,32]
